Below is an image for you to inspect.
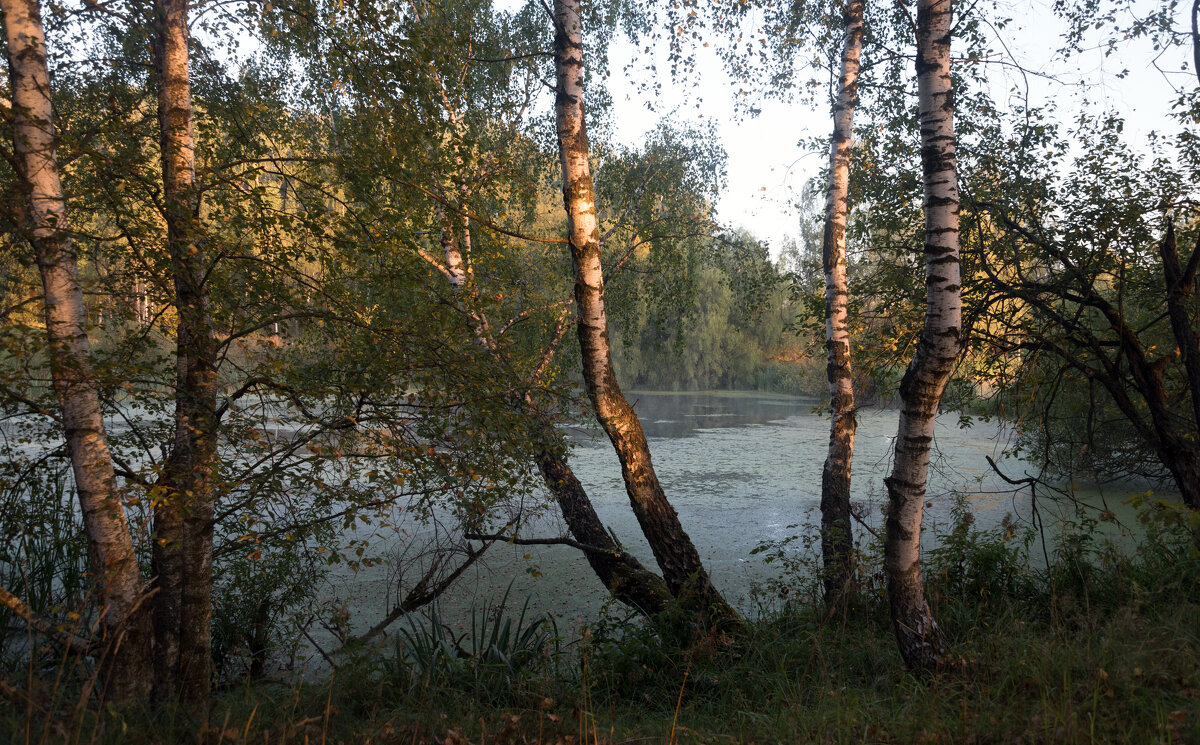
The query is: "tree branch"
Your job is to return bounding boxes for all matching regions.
[397,178,566,245]
[0,586,92,655]
[463,532,628,558]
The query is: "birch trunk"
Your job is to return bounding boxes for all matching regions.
[151,0,218,702]
[819,0,864,605]
[435,214,670,614]
[438,205,469,288]
[532,443,673,614]
[2,0,152,698]
[552,0,735,624]
[883,0,958,672]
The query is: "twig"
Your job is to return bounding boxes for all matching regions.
[984,455,1036,485]
[302,626,336,670]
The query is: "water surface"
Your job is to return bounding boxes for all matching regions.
[329,390,1155,648]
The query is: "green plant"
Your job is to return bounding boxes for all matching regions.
[386,581,559,698]
[209,532,329,686]
[0,464,91,673]
[748,523,825,613]
[926,494,1036,611]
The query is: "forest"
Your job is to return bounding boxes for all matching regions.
[0,0,1198,740]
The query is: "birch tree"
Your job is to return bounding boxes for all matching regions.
[427,196,672,616]
[0,0,152,698]
[818,0,864,605]
[551,0,735,624]
[248,0,676,619]
[882,0,958,672]
[149,0,219,701]
[401,7,675,616]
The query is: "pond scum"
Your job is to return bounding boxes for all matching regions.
[2,502,1198,745]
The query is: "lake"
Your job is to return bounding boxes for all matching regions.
[326,390,1156,647]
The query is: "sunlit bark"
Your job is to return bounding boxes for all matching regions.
[434,213,671,615]
[883,0,957,672]
[552,0,734,624]
[819,0,864,605]
[151,0,219,702]
[1,0,152,698]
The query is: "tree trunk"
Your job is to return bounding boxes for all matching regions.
[819,0,864,606]
[151,0,218,703]
[551,0,735,625]
[1159,224,1200,471]
[883,0,958,673]
[434,211,671,615]
[1158,440,1200,512]
[1084,234,1200,514]
[438,204,469,288]
[532,435,673,614]
[2,0,152,699]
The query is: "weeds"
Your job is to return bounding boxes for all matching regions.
[383,581,560,700]
[3,507,1198,744]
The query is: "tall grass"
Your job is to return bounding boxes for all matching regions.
[0,464,90,672]
[3,502,1198,744]
[381,580,561,699]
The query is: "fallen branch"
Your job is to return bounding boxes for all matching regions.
[357,542,490,644]
[0,586,91,656]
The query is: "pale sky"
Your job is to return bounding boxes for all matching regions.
[599,0,1192,256]
[605,35,827,253]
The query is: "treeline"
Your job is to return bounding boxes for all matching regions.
[608,230,826,396]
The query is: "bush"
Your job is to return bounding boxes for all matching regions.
[925,495,1037,618]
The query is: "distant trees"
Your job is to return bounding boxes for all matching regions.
[610,229,806,394]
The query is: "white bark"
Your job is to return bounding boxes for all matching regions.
[2,0,150,697]
[883,0,960,672]
[819,0,864,604]
[552,0,733,622]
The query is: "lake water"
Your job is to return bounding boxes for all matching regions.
[327,391,1158,646]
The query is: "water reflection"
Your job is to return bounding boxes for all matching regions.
[565,390,820,442]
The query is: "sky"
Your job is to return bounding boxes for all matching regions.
[596,0,1193,256]
[604,35,828,254]
[604,36,825,254]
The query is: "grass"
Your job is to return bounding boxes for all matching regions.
[3,510,1199,744]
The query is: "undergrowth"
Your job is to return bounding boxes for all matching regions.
[3,504,1198,744]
